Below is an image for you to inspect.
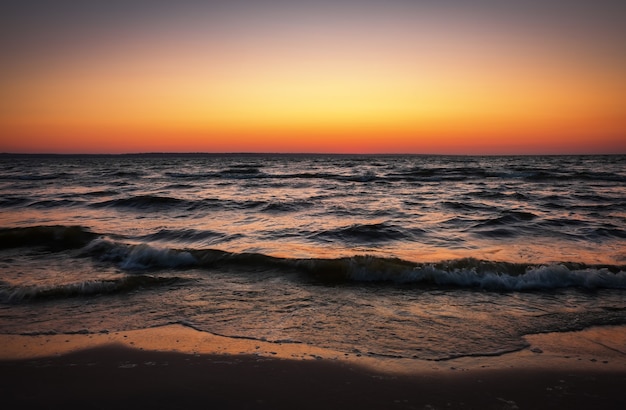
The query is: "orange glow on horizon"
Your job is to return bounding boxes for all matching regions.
[1,3,625,154]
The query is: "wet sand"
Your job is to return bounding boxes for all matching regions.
[1,325,625,409]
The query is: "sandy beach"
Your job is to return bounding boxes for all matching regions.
[2,325,625,409]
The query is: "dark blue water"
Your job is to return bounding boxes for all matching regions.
[1,154,625,360]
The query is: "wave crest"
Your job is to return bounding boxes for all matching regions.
[310,222,417,244]
[84,239,197,270]
[0,225,97,251]
[79,239,626,290]
[295,257,626,290]
[92,195,186,210]
[404,262,626,291]
[1,275,186,303]
[4,225,624,291]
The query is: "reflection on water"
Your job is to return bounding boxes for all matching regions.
[1,154,625,360]
[2,154,625,264]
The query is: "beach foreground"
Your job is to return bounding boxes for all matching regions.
[2,325,625,409]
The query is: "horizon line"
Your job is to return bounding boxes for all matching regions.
[2,151,625,157]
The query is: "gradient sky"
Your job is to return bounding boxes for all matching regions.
[1,0,625,154]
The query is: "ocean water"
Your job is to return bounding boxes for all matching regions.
[1,154,625,360]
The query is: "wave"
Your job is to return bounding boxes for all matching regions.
[165,166,264,180]
[165,171,217,179]
[5,225,625,291]
[137,228,243,245]
[102,170,144,178]
[92,195,188,210]
[0,225,97,251]
[16,173,68,181]
[0,196,30,208]
[90,194,318,213]
[156,165,625,184]
[0,275,186,303]
[261,199,314,213]
[84,240,198,270]
[441,201,498,212]
[227,253,625,291]
[310,222,419,244]
[524,170,626,183]
[221,166,262,175]
[384,260,626,290]
[472,211,537,227]
[79,239,626,291]
[299,257,626,290]
[81,189,120,197]
[584,226,626,240]
[27,199,84,208]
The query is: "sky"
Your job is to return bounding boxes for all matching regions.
[1,0,625,154]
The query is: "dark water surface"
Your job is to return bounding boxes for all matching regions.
[1,154,625,360]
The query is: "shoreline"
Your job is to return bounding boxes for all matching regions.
[2,323,626,371]
[2,325,625,409]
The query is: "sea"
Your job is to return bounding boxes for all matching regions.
[1,154,625,361]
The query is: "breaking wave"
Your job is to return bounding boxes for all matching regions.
[0,275,187,303]
[80,238,626,291]
[4,225,625,291]
[294,256,626,290]
[83,239,198,270]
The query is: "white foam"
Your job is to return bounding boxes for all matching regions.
[405,264,626,290]
[83,239,196,270]
[119,244,196,270]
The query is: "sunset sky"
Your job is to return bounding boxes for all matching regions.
[1,0,625,154]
